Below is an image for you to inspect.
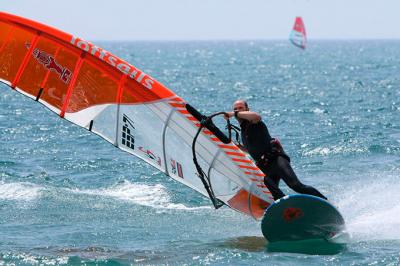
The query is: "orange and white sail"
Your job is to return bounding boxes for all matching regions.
[289,17,307,49]
[0,12,274,219]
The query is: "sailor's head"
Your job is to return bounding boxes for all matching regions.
[233,100,249,112]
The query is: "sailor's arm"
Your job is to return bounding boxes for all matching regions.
[225,111,261,123]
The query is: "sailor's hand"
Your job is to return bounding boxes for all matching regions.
[235,143,248,153]
[224,111,234,120]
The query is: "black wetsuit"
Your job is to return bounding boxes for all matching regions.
[240,119,327,201]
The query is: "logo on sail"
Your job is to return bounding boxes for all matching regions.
[25,42,72,84]
[121,114,135,150]
[139,147,162,166]
[171,159,183,178]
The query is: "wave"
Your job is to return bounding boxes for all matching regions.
[302,145,366,156]
[0,252,69,265]
[0,181,42,201]
[75,180,211,211]
[335,173,400,241]
[0,179,210,211]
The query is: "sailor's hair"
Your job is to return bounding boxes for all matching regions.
[235,99,248,109]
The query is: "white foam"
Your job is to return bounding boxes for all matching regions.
[79,180,211,211]
[14,253,68,265]
[303,145,366,156]
[0,179,210,211]
[0,181,42,201]
[312,108,325,114]
[335,173,400,241]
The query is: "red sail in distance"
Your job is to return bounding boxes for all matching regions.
[290,17,307,49]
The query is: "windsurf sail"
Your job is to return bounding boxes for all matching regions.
[0,12,274,220]
[289,17,307,49]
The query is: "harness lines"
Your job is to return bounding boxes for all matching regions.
[187,105,241,209]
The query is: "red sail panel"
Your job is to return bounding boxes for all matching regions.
[16,37,59,97]
[42,46,80,111]
[293,17,306,37]
[0,11,175,116]
[0,21,13,51]
[0,25,37,85]
[66,58,119,113]
[228,189,271,220]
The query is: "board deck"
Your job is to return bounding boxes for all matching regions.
[261,194,346,242]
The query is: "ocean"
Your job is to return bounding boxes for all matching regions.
[1,40,399,265]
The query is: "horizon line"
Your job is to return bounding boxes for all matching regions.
[90,38,400,42]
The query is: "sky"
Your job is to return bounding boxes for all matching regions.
[2,0,400,41]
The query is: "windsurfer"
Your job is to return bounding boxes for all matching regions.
[224,100,327,201]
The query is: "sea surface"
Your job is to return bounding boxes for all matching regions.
[1,40,399,265]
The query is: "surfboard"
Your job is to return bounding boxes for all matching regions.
[261,194,346,242]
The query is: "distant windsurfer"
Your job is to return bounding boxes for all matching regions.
[224,100,327,201]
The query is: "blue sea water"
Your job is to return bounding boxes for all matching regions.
[0,40,400,265]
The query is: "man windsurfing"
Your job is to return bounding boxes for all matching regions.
[224,100,327,201]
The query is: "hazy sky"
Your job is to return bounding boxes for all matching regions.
[2,0,400,41]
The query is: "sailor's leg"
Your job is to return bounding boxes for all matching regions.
[258,162,286,201]
[276,156,328,200]
[263,176,286,201]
